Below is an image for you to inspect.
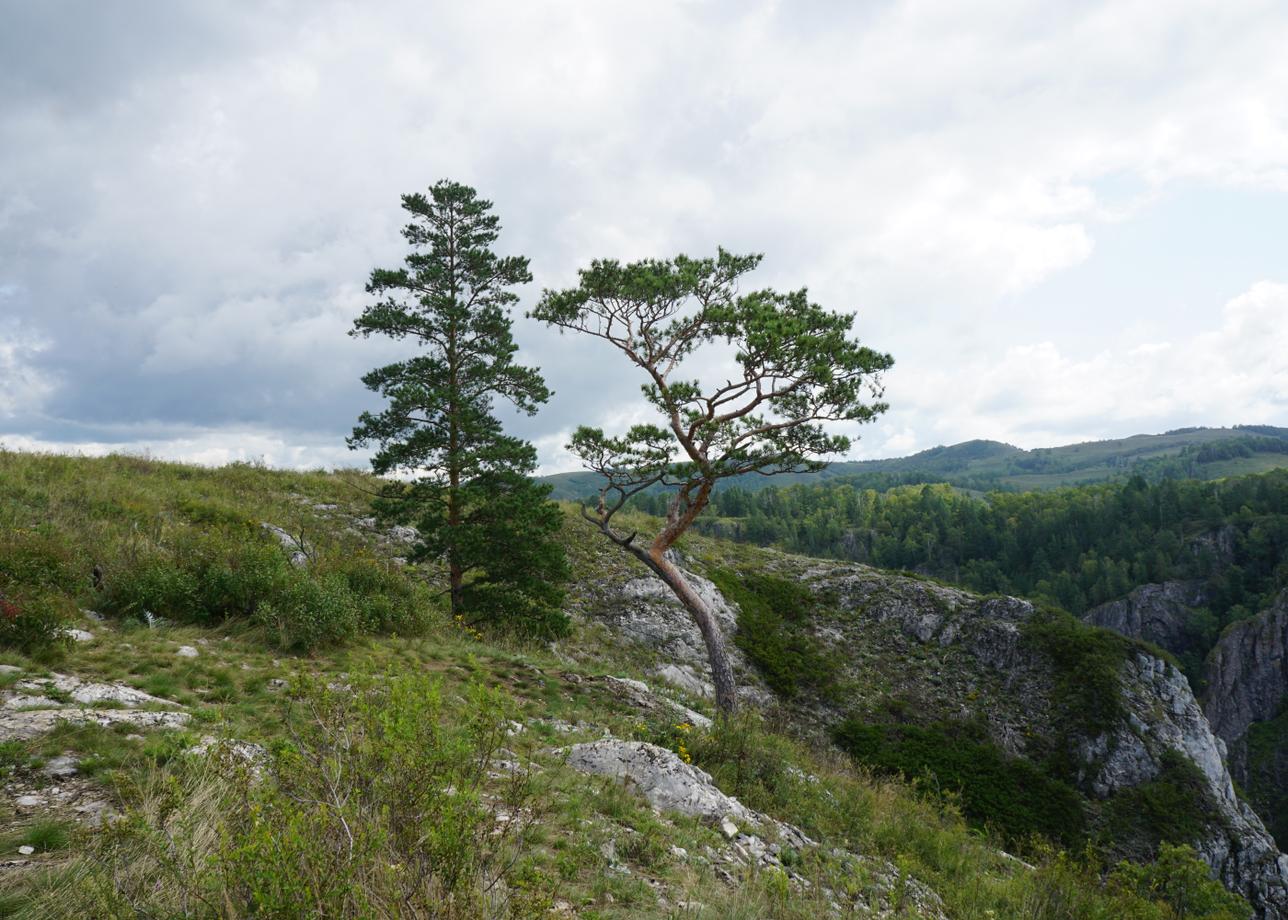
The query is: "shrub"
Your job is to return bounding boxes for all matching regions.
[0,527,83,594]
[315,553,432,636]
[1100,750,1224,861]
[103,527,287,625]
[0,593,74,656]
[253,571,362,650]
[709,568,839,698]
[1022,607,1134,740]
[832,717,1086,849]
[1108,842,1250,919]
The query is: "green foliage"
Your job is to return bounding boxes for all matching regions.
[709,568,838,698]
[1022,607,1135,740]
[1107,843,1251,920]
[682,469,1288,631]
[0,527,84,595]
[253,571,364,650]
[25,673,539,919]
[1100,751,1225,860]
[832,718,1086,849]
[350,180,568,636]
[101,526,287,625]
[0,592,73,656]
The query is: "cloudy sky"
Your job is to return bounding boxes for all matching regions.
[2,0,1287,473]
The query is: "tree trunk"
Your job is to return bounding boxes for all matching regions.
[642,548,739,715]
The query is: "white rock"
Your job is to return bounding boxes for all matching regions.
[15,794,44,808]
[62,628,94,642]
[0,664,21,675]
[15,673,178,708]
[17,845,34,856]
[652,664,715,699]
[0,706,190,743]
[720,816,740,839]
[42,754,78,778]
[563,740,759,823]
[176,645,199,658]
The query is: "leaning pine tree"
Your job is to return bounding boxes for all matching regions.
[349,180,569,636]
[532,249,892,712]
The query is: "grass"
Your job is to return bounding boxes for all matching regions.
[0,449,1254,919]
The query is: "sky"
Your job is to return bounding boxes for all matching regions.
[1,0,1286,474]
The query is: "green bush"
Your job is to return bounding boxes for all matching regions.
[1022,607,1134,740]
[253,571,362,650]
[0,527,83,594]
[1107,842,1250,919]
[103,527,287,625]
[0,592,74,656]
[316,552,431,636]
[832,717,1086,849]
[709,568,838,698]
[1100,751,1224,860]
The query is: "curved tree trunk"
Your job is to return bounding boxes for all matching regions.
[635,548,739,715]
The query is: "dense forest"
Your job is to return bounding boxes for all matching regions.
[633,470,1288,634]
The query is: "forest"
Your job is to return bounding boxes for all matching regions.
[632,469,1288,635]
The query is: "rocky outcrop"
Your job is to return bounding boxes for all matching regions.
[0,671,190,742]
[581,554,1288,916]
[1205,591,1288,745]
[1084,580,1209,659]
[561,738,948,918]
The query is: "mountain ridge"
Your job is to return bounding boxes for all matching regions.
[540,424,1288,499]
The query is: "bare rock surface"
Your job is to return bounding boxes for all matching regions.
[1083,580,1210,658]
[1206,590,1288,745]
[1,672,189,742]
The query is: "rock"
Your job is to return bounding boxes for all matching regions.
[14,794,44,808]
[719,816,739,839]
[17,845,33,856]
[652,663,714,699]
[606,568,745,673]
[388,524,419,545]
[601,676,713,730]
[0,707,191,742]
[260,522,310,567]
[14,673,178,708]
[1083,580,1210,659]
[42,753,79,778]
[561,739,813,850]
[1205,590,1288,744]
[190,736,269,774]
[61,628,94,642]
[0,665,21,676]
[176,645,199,659]
[266,678,288,692]
[81,609,105,622]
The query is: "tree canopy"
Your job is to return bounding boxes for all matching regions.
[350,180,568,635]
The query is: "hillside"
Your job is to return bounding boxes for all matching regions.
[0,451,1268,919]
[541,425,1288,499]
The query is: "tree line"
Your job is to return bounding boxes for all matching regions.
[633,471,1288,628]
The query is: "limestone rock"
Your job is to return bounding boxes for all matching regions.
[176,645,200,659]
[1205,590,1288,744]
[260,522,310,567]
[1083,580,1210,658]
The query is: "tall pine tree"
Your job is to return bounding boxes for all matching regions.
[349,181,568,636]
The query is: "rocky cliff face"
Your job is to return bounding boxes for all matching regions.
[580,552,1288,918]
[1083,580,1210,661]
[1206,591,1288,745]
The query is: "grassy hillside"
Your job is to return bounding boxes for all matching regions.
[0,451,1250,919]
[541,425,1288,499]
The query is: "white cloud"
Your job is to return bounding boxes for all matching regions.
[0,323,55,418]
[2,1,1288,469]
[874,280,1288,453]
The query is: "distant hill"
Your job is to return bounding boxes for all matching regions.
[540,424,1288,499]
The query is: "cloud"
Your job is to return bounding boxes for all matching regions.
[875,280,1288,453]
[0,318,55,419]
[1,1,1287,469]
